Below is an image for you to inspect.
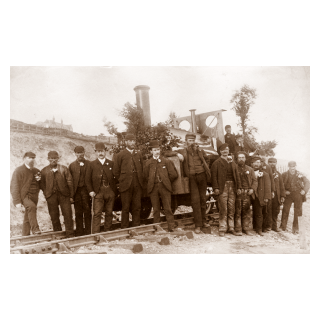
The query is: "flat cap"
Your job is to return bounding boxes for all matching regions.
[185,133,196,140]
[219,143,229,151]
[149,140,160,148]
[94,142,106,151]
[225,125,231,129]
[288,161,297,167]
[251,155,261,162]
[48,151,59,158]
[74,146,85,153]
[268,157,277,163]
[124,133,135,141]
[23,151,36,158]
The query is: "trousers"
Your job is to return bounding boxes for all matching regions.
[149,182,175,231]
[74,186,92,236]
[271,191,281,230]
[120,173,142,229]
[46,192,74,237]
[234,193,252,232]
[189,172,207,228]
[92,185,115,234]
[280,191,302,232]
[262,196,272,230]
[252,197,264,232]
[22,194,40,236]
[218,181,236,232]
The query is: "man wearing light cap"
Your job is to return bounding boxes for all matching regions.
[40,151,74,237]
[113,134,144,229]
[211,143,242,236]
[280,161,310,234]
[267,158,286,232]
[177,132,211,234]
[10,152,42,236]
[85,142,118,233]
[69,146,91,236]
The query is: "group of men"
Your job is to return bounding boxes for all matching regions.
[11,127,310,238]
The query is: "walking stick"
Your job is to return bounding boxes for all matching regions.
[91,197,94,234]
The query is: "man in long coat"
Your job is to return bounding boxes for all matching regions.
[177,133,211,234]
[69,146,91,236]
[234,151,258,235]
[224,125,237,155]
[10,152,42,236]
[113,134,144,229]
[40,151,74,238]
[211,143,242,237]
[267,158,286,232]
[143,140,178,231]
[85,142,118,234]
[280,161,310,234]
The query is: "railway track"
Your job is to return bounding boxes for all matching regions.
[10,212,217,254]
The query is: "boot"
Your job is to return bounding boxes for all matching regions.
[233,231,243,236]
[194,227,201,234]
[272,226,281,232]
[243,230,254,236]
[219,231,225,237]
[257,230,263,236]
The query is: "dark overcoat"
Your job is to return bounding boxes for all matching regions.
[239,164,258,199]
[254,170,271,206]
[10,164,41,206]
[85,158,118,195]
[261,163,275,193]
[113,149,144,193]
[68,159,90,195]
[282,170,310,202]
[272,170,286,204]
[143,156,178,194]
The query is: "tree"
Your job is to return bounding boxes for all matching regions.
[165,111,179,127]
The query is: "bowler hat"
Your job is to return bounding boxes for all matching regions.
[95,142,106,151]
[74,146,85,153]
[124,134,135,141]
[251,155,261,162]
[48,151,59,159]
[149,140,160,149]
[268,157,277,163]
[23,151,36,158]
[288,161,296,167]
[185,133,196,140]
[219,143,229,152]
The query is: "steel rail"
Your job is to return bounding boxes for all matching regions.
[11,213,215,254]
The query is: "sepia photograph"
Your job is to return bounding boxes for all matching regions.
[10,66,310,254]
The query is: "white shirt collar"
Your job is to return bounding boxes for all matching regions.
[25,163,30,169]
[98,158,105,165]
[153,156,160,160]
[126,147,134,154]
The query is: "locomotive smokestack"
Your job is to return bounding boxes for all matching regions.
[134,85,151,127]
[189,109,197,133]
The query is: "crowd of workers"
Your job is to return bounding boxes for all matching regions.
[10,126,310,238]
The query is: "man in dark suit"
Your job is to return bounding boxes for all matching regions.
[280,161,310,234]
[85,142,118,234]
[40,151,74,238]
[260,155,275,232]
[234,151,258,235]
[211,143,242,237]
[177,133,211,234]
[268,158,286,232]
[224,125,237,155]
[113,134,144,229]
[251,156,271,236]
[143,140,178,231]
[10,152,42,236]
[69,146,91,236]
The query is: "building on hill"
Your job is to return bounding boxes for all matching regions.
[35,116,73,132]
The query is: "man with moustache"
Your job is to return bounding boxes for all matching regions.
[143,140,178,231]
[177,133,211,234]
[234,151,258,235]
[10,152,42,236]
[69,146,91,236]
[40,151,74,238]
[251,156,271,236]
[85,142,118,234]
[280,161,310,234]
[267,158,286,232]
[113,134,144,229]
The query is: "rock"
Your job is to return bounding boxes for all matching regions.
[159,237,170,245]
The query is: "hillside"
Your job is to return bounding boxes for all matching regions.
[10,131,114,235]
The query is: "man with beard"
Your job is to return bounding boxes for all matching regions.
[143,140,178,231]
[10,152,42,236]
[267,158,286,232]
[251,156,271,236]
[177,133,211,234]
[113,134,144,229]
[69,146,91,236]
[260,154,275,232]
[280,161,310,234]
[85,143,118,234]
[234,151,257,235]
[40,151,74,238]
[211,143,242,237]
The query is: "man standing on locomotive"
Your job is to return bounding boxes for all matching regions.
[177,133,211,234]
[211,143,242,237]
[224,125,237,155]
[234,151,257,235]
[113,134,144,229]
[143,140,178,231]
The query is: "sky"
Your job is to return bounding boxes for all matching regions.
[10,66,310,170]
